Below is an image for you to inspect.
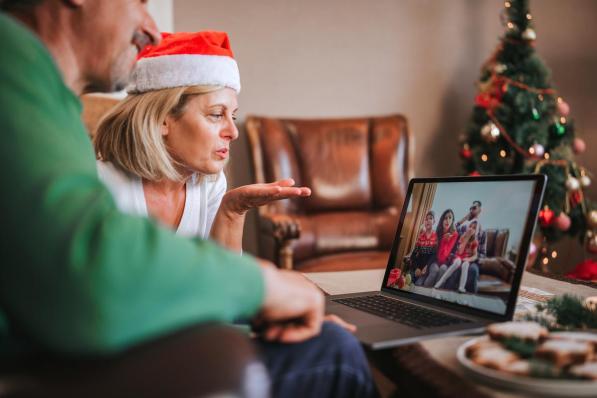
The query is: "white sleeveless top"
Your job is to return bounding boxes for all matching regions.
[97,161,226,238]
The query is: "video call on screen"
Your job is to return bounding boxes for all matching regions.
[386,180,536,315]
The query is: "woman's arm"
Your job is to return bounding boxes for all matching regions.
[210,179,310,252]
[464,244,479,263]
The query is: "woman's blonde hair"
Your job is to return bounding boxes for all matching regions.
[93,85,221,182]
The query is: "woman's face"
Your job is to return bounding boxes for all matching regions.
[443,212,453,231]
[163,88,239,176]
[468,222,478,233]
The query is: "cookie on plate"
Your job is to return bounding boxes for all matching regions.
[551,333,597,356]
[465,339,502,358]
[535,339,593,368]
[502,359,531,377]
[487,321,548,343]
[471,345,519,370]
[569,361,597,380]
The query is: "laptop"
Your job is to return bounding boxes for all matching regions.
[326,175,546,350]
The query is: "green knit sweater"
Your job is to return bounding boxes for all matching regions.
[0,12,264,357]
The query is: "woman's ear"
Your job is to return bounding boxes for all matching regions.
[161,117,170,137]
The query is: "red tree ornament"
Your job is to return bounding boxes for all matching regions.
[554,213,571,231]
[539,207,555,227]
[475,93,492,109]
[570,190,584,207]
[459,147,473,159]
[557,99,570,116]
[573,137,586,154]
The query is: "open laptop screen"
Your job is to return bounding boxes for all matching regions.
[384,178,540,316]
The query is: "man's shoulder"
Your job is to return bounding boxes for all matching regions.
[0,13,54,71]
[0,12,76,115]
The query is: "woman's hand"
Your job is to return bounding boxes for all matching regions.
[211,179,310,252]
[221,178,311,216]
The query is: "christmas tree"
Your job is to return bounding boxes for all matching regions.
[460,0,597,268]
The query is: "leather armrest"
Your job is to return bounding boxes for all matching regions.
[478,257,516,283]
[259,213,301,242]
[259,213,302,269]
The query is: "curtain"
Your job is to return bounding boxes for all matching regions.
[397,183,437,271]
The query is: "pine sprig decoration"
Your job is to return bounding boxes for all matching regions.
[460,0,597,260]
[525,294,597,330]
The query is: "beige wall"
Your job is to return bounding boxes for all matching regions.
[148,0,174,32]
[174,0,597,270]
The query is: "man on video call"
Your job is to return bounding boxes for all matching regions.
[0,1,377,397]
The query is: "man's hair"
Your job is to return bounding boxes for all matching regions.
[426,210,435,220]
[93,85,222,182]
[473,200,482,207]
[0,0,43,11]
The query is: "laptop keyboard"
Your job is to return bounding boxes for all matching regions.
[333,295,472,329]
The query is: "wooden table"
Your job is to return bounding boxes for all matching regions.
[304,269,597,398]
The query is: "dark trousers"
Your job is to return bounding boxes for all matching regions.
[443,262,480,293]
[257,322,379,398]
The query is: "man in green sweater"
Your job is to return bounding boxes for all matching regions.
[0,1,376,397]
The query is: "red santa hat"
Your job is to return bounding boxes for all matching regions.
[127,31,241,94]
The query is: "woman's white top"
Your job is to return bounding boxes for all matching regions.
[97,161,226,238]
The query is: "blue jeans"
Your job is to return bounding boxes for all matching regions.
[257,322,378,398]
[443,263,480,293]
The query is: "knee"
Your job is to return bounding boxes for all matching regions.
[469,264,480,278]
[319,322,364,358]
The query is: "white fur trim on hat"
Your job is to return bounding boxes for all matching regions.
[127,54,241,93]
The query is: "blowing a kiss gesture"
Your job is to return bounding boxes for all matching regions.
[210,178,311,252]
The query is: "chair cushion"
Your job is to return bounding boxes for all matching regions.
[289,209,399,262]
[478,257,515,283]
[296,250,390,272]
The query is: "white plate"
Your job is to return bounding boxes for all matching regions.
[457,336,597,397]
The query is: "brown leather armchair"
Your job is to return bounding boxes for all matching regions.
[246,115,413,272]
[477,228,516,295]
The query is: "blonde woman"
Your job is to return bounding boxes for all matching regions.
[94,31,310,252]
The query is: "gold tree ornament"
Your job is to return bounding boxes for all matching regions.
[565,176,580,191]
[493,63,508,74]
[587,233,597,254]
[522,27,537,41]
[481,121,500,142]
[587,210,597,229]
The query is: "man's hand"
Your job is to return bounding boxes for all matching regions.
[324,314,357,333]
[221,179,311,216]
[255,261,324,343]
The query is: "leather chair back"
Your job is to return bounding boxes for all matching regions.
[484,228,509,258]
[247,115,412,271]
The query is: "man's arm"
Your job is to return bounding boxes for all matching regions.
[0,24,265,355]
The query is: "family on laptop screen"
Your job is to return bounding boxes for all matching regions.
[386,180,536,315]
